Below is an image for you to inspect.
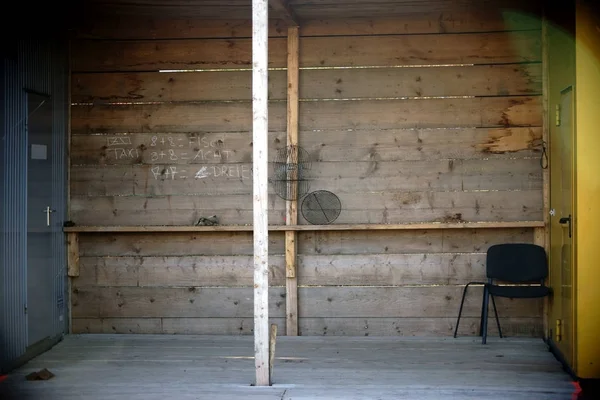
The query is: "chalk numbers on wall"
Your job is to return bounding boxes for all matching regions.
[106,134,251,181]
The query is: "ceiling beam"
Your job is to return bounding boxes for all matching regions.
[268,0,299,26]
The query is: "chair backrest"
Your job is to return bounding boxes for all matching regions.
[486,243,548,283]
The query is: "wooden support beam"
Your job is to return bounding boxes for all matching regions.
[285,25,300,337]
[269,0,298,26]
[269,323,278,383]
[67,232,80,277]
[252,0,270,387]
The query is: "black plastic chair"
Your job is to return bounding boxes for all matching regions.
[453,243,551,344]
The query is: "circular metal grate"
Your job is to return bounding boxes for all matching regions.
[301,190,341,225]
[270,145,312,200]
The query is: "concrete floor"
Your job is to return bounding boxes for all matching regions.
[0,334,575,400]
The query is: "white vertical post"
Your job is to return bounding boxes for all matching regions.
[252,0,270,387]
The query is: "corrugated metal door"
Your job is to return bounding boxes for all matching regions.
[0,38,68,373]
[27,92,56,346]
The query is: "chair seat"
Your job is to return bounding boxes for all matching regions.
[487,284,551,298]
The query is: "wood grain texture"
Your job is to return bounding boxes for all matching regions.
[297,228,533,254]
[71,286,287,318]
[297,317,543,337]
[70,208,284,227]
[69,189,541,226]
[67,232,80,277]
[70,132,285,166]
[73,17,289,40]
[70,102,286,134]
[71,96,540,134]
[67,13,544,338]
[71,285,541,319]
[71,64,541,103]
[296,253,488,286]
[298,97,542,131]
[71,70,286,103]
[71,31,540,72]
[269,0,299,25]
[71,38,288,72]
[72,9,542,39]
[70,127,541,166]
[71,317,163,334]
[66,222,542,233]
[78,231,286,257]
[300,30,541,67]
[286,277,298,335]
[6,335,571,400]
[70,316,542,336]
[70,227,537,259]
[78,255,286,287]
[301,127,543,162]
[297,286,542,318]
[71,317,286,335]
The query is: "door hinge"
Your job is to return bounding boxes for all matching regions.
[555,104,561,126]
[555,319,562,341]
[24,305,28,315]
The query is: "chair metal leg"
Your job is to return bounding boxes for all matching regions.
[479,285,487,336]
[454,282,485,338]
[454,284,470,338]
[490,294,502,338]
[481,285,490,344]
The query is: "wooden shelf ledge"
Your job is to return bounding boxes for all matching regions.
[63,221,544,233]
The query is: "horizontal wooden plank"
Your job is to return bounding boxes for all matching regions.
[297,228,534,254]
[297,253,488,286]
[70,165,262,197]
[71,38,288,71]
[71,316,543,336]
[72,11,542,40]
[297,97,542,131]
[69,204,285,226]
[75,3,254,21]
[302,127,543,162]
[72,18,289,40]
[70,132,284,166]
[78,231,286,257]
[71,64,541,103]
[291,0,543,21]
[303,30,541,67]
[77,252,483,288]
[161,317,285,335]
[70,127,542,167]
[307,158,542,191]
[328,189,542,210]
[299,64,542,99]
[298,317,543,337]
[313,206,541,225]
[72,317,163,334]
[78,255,287,287]
[298,286,542,318]
[71,287,288,318]
[71,70,285,103]
[70,102,286,134]
[69,188,541,225]
[71,286,542,319]
[71,31,540,72]
[70,157,541,199]
[71,96,541,134]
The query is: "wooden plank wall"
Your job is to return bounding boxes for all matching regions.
[70,6,545,336]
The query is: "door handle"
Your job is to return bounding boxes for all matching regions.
[42,206,55,227]
[559,214,572,238]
